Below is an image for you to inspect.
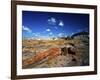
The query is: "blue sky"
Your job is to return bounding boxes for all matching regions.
[22,11,89,39]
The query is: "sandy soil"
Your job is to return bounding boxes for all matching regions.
[22,39,89,69]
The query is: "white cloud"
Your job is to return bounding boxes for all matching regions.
[35,34,38,36]
[58,33,67,37]
[46,29,51,32]
[33,33,40,37]
[48,19,51,22]
[47,17,56,25]
[32,33,35,35]
[59,20,64,27]
[49,32,53,35]
[22,26,32,33]
[47,18,64,28]
[71,32,74,35]
[58,33,64,37]
[51,17,56,23]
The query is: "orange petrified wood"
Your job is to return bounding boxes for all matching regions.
[23,48,61,67]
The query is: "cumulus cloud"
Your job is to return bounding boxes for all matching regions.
[32,33,40,37]
[59,20,64,27]
[71,32,74,35]
[58,33,64,37]
[51,17,56,23]
[58,33,67,37]
[35,34,38,37]
[22,26,32,33]
[49,32,53,35]
[47,17,56,25]
[46,29,51,32]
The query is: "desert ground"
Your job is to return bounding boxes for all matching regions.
[22,39,89,69]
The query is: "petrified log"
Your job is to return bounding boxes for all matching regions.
[22,48,61,68]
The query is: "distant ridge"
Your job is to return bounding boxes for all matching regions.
[71,31,89,39]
